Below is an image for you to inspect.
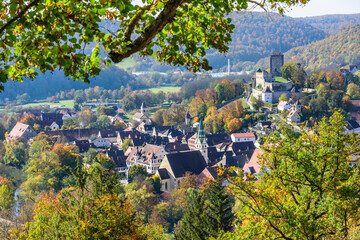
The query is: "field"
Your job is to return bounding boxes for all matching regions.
[139,86,181,93]
[240,98,249,108]
[16,100,74,109]
[114,58,136,70]
[274,76,289,83]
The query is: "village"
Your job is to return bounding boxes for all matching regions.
[5,52,360,194]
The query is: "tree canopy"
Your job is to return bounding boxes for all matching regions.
[226,111,360,239]
[0,0,308,90]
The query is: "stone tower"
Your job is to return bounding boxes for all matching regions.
[270,51,284,77]
[185,112,191,125]
[194,120,208,164]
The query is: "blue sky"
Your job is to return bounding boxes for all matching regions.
[132,0,359,17]
[285,0,360,17]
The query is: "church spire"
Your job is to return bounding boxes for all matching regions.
[197,120,205,144]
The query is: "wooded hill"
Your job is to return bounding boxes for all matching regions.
[256,24,360,72]
[134,11,328,72]
[285,24,360,72]
[299,13,360,34]
[205,11,327,70]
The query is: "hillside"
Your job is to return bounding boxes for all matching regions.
[205,12,327,70]
[122,11,327,72]
[298,13,360,34]
[256,25,360,72]
[284,24,360,72]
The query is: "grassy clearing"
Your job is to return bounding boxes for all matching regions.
[139,86,181,94]
[240,98,249,108]
[274,76,289,83]
[18,100,74,109]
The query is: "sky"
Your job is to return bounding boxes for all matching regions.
[285,0,360,17]
[132,0,360,18]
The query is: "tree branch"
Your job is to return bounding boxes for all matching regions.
[108,0,184,63]
[0,0,41,35]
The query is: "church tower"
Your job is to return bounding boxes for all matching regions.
[194,120,208,164]
[141,102,146,114]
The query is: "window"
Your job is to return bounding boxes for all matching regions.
[165,182,168,190]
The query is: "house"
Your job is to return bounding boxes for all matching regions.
[291,100,301,111]
[132,102,151,125]
[287,110,301,124]
[89,136,111,148]
[6,122,37,142]
[157,128,183,141]
[37,113,64,129]
[198,166,237,186]
[153,126,173,136]
[255,121,275,131]
[344,120,360,134]
[187,132,231,149]
[74,139,95,153]
[164,141,190,153]
[44,128,99,141]
[262,86,273,103]
[49,122,60,131]
[132,113,152,125]
[126,144,166,174]
[55,108,75,120]
[277,101,291,111]
[243,148,263,180]
[231,133,256,143]
[156,151,207,191]
[98,130,118,145]
[136,123,155,135]
[101,148,127,174]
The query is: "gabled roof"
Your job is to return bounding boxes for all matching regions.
[99,130,117,138]
[7,122,37,141]
[230,141,256,153]
[75,140,95,153]
[133,112,148,119]
[263,86,272,93]
[287,110,299,118]
[278,101,289,108]
[232,133,255,139]
[158,168,170,180]
[346,120,360,130]
[350,65,358,71]
[165,151,207,178]
[126,144,164,165]
[165,141,190,152]
[243,148,263,177]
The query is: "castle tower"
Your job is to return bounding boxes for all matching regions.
[270,51,284,77]
[194,120,208,164]
[141,102,146,114]
[185,112,191,125]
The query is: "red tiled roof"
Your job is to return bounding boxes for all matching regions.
[232,133,255,138]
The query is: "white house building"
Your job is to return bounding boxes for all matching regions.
[277,101,291,111]
[262,86,273,103]
[231,133,256,143]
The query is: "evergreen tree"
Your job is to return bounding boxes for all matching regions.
[205,181,234,238]
[177,189,208,240]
